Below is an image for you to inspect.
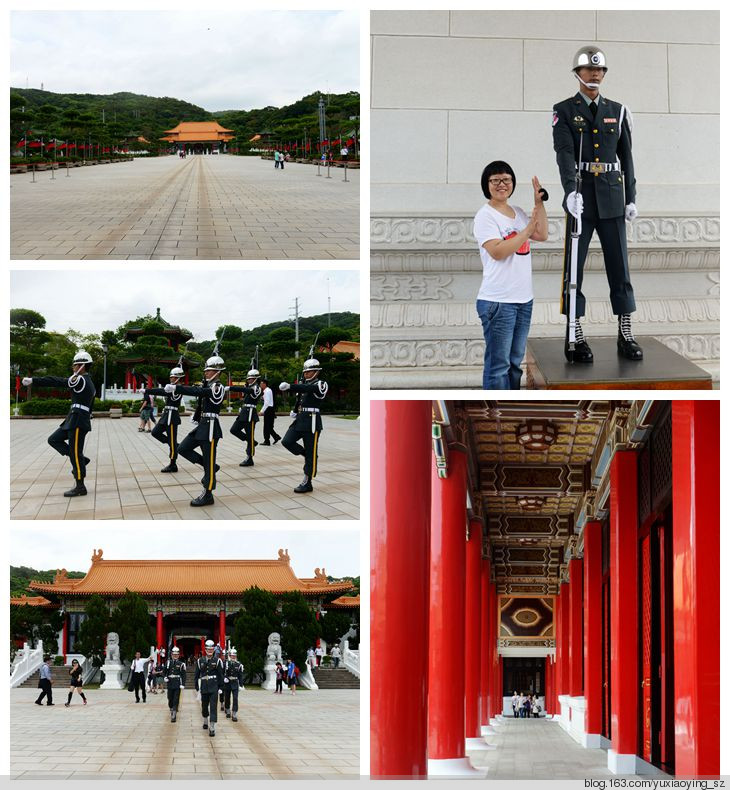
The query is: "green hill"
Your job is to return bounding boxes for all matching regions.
[11,565,85,598]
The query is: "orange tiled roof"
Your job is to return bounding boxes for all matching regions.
[327,595,360,609]
[29,549,353,598]
[10,594,57,608]
[332,340,360,359]
[161,121,235,143]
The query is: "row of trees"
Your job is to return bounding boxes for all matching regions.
[10,89,360,159]
[11,587,357,684]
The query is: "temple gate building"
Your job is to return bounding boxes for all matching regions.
[28,549,354,660]
[371,400,718,779]
[160,121,235,154]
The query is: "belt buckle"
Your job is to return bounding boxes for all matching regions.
[589,162,605,174]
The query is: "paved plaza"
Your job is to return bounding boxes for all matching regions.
[10,415,359,520]
[10,155,359,260]
[10,687,359,779]
[467,718,614,779]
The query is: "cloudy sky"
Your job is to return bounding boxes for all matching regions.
[10,270,359,341]
[10,528,359,578]
[10,11,359,111]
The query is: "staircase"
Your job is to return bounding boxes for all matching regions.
[311,665,360,689]
[20,666,77,688]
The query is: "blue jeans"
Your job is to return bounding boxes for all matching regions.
[476,299,533,390]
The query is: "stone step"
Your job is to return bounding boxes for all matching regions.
[311,666,360,689]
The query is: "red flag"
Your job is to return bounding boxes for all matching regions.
[15,376,20,393]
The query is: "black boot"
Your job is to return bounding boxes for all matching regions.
[209,723,215,737]
[160,462,178,473]
[83,456,91,466]
[226,709,231,718]
[171,709,176,722]
[564,319,593,363]
[232,714,238,722]
[239,456,254,467]
[190,490,215,507]
[203,718,208,729]
[617,314,643,360]
[64,481,87,497]
[294,476,313,494]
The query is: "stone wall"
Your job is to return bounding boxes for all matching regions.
[370,11,720,388]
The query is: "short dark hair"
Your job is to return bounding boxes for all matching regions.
[481,160,516,199]
[261,378,268,386]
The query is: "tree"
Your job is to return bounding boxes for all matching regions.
[232,586,279,684]
[279,591,321,667]
[10,604,64,652]
[318,326,351,351]
[111,590,154,662]
[10,308,50,376]
[319,610,352,648]
[75,594,110,667]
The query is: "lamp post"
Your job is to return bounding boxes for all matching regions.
[101,344,108,402]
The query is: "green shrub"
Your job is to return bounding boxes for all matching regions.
[53,655,65,666]
[18,398,137,416]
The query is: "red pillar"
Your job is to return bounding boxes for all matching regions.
[489,581,499,718]
[479,558,491,727]
[609,450,639,764]
[544,655,551,713]
[219,610,226,648]
[557,583,570,702]
[671,401,719,777]
[464,518,482,739]
[371,401,431,778]
[583,521,603,736]
[200,637,205,654]
[428,449,467,760]
[568,558,584,697]
[156,610,163,649]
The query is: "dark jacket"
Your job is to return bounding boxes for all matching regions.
[176,381,225,441]
[287,378,328,433]
[146,386,183,426]
[32,374,96,431]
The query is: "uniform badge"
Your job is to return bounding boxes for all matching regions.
[552,111,559,127]
[573,115,587,128]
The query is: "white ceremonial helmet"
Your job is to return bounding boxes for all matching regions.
[246,368,260,380]
[205,639,215,654]
[172,646,180,655]
[170,366,185,379]
[204,355,226,372]
[230,648,237,656]
[72,350,93,367]
[303,358,321,373]
[572,46,608,72]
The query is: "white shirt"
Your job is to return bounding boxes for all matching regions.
[473,203,533,303]
[132,658,148,673]
[260,387,274,413]
[331,647,341,657]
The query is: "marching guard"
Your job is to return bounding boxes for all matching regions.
[223,648,244,722]
[553,46,642,363]
[194,640,224,737]
[168,354,226,507]
[228,363,262,467]
[22,350,96,497]
[279,351,328,494]
[164,646,186,723]
[144,361,185,473]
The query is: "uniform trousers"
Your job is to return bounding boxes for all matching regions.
[48,426,89,480]
[282,424,320,477]
[167,686,181,711]
[200,689,218,722]
[151,419,179,462]
[230,413,256,457]
[224,684,240,713]
[178,432,219,491]
[263,410,281,443]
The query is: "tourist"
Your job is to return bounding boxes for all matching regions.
[279,353,329,494]
[286,659,298,694]
[194,640,224,737]
[228,366,262,467]
[223,647,244,722]
[280,151,286,169]
[274,150,280,168]
[473,162,548,389]
[21,350,95,498]
[144,364,184,473]
[315,644,324,666]
[512,690,520,718]
[532,696,541,718]
[306,647,316,670]
[164,646,186,723]
[275,662,285,694]
[139,389,155,433]
[340,145,348,162]
[330,644,341,669]
[170,351,226,507]
[522,693,531,718]
[259,379,281,445]
[34,655,54,706]
[130,651,149,703]
[64,658,87,706]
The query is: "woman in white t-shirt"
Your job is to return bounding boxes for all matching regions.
[473,161,548,389]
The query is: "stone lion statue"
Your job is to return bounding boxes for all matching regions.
[105,632,120,663]
[266,632,282,665]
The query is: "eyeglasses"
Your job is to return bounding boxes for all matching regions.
[489,177,513,186]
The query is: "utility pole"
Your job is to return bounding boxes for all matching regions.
[290,297,301,359]
[102,108,105,124]
[327,278,331,327]
[318,95,327,147]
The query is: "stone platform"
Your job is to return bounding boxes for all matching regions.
[11,155,359,260]
[10,687,359,779]
[10,414,359,520]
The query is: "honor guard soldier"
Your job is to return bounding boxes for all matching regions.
[228,366,262,467]
[279,354,328,494]
[194,640,224,736]
[164,646,186,723]
[22,350,96,497]
[144,362,185,473]
[223,648,244,722]
[168,355,226,507]
[553,46,642,362]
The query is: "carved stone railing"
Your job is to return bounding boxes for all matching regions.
[343,642,360,678]
[10,641,44,688]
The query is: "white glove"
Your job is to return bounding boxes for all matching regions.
[625,203,638,222]
[164,383,176,394]
[279,382,290,391]
[196,691,201,701]
[22,377,32,386]
[289,410,297,418]
[566,191,583,219]
[224,677,230,683]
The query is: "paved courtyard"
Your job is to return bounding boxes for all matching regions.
[10,415,359,520]
[11,155,359,260]
[467,718,614,779]
[10,687,359,779]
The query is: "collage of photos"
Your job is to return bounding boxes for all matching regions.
[5,6,723,788]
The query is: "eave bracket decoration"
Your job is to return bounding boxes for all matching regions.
[432,422,448,479]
